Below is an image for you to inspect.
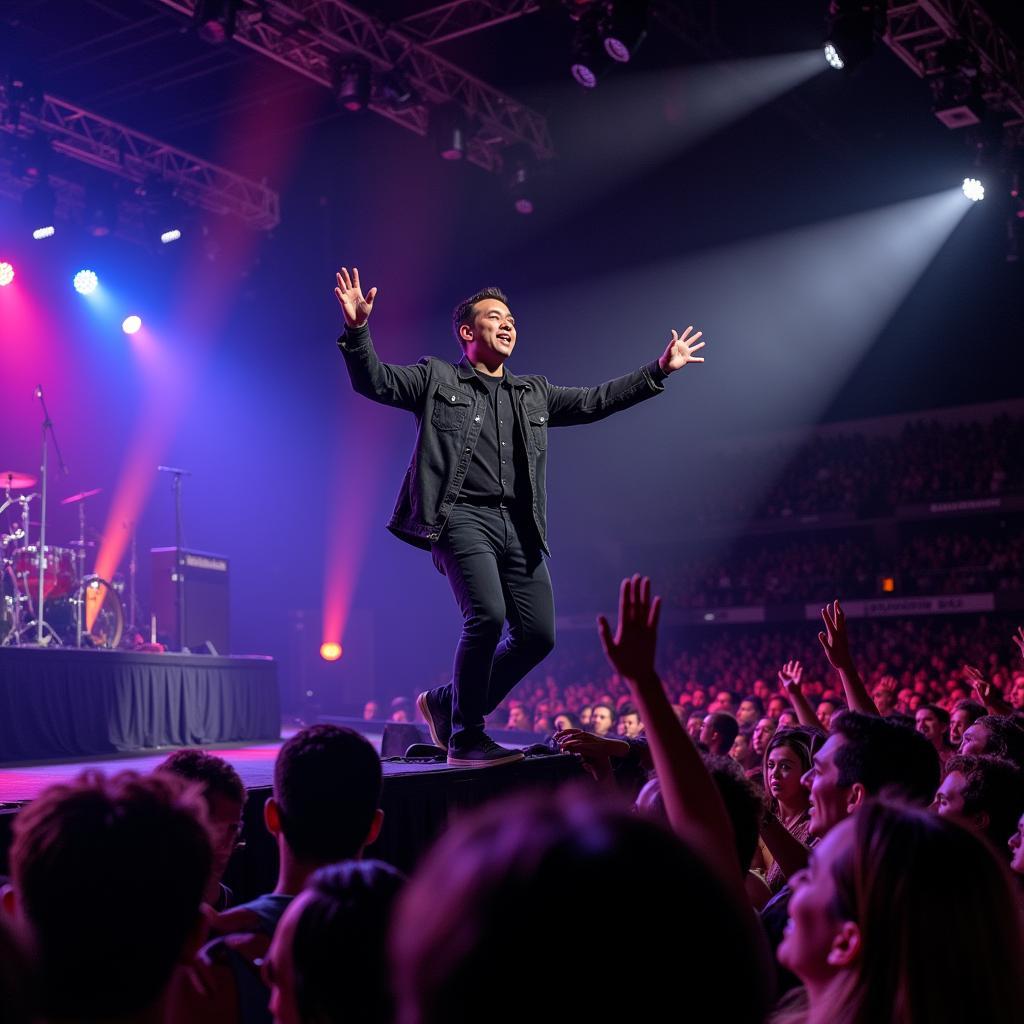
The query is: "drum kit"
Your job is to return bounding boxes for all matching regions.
[1,470,125,648]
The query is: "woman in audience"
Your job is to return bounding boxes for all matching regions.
[760,730,813,893]
[264,861,405,1024]
[773,800,1024,1023]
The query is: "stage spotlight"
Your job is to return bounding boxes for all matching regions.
[332,61,371,112]
[0,262,14,287]
[962,177,984,202]
[505,147,536,215]
[570,5,612,87]
[194,0,237,44]
[320,641,342,662]
[824,3,877,73]
[377,68,418,112]
[23,180,55,238]
[122,315,142,335]
[601,1,649,63]
[160,228,182,244]
[430,103,470,161]
[73,269,98,295]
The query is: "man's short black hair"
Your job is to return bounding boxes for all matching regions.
[943,754,1024,852]
[707,712,740,749]
[619,704,641,720]
[740,695,765,716]
[274,725,382,863]
[452,287,510,346]
[158,748,245,806]
[831,711,939,803]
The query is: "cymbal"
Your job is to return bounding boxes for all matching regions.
[62,488,102,506]
[1,472,37,490]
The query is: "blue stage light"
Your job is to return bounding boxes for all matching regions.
[73,269,98,295]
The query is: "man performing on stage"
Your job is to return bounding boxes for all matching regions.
[335,267,706,768]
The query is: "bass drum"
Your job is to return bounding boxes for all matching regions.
[44,576,125,649]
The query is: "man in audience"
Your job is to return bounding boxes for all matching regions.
[169,725,385,1023]
[751,715,777,759]
[590,702,616,737]
[932,753,1024,856]
[505,703,531,731]
[736,695,764,732]
[619,705,644,739]
[950,698,986,747]
[686,710,706,744]
[766,695,787,720]
[2,770,211,1024]
[700,711,739,757]
[158,749,246,910]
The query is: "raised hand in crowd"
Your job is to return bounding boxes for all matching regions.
[778,659,819,730]
[1013,625,1024,662]
[553,729,628,783]
[818,599,879,716]
[964,664,1013,717]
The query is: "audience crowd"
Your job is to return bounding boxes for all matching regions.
[3,581,1024,1022]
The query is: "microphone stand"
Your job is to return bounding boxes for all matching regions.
[34,386,68,645]
[157,466,190,652]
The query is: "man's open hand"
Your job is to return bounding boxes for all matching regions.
[658,326,706,374]
[334,266,377,327]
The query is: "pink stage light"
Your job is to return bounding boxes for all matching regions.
[320,641,343,662]
[122,315,142,335]
[0,262,14,287]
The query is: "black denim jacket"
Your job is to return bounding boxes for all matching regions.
[338,323,668,554]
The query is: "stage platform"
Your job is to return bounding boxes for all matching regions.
[0,646,280,761]
[0,736,584,894]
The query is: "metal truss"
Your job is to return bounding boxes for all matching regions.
[885,0,1024,133]
[0,91,281,230]
[154,0,555,170]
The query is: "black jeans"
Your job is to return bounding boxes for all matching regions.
[430,503,556,748]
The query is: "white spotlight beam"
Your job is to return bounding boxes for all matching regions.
[153,0,554,169]
[0,93,280,230]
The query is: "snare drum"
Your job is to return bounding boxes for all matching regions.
[12,545,76,600]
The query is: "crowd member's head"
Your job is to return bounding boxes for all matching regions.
[777,800,1024,1024]
[158,748,245,906]
[590,702,616,737]
[915,704,950,752]
[533,714,553,734]
[959,715,1024,767]
[932,755,1024,855]
[816,699,840,732]
[619,705,644,739]
[764,729,813,814]
[871,685,896,717]
[579,705,593,727]
[265,861,406,1024]
[3,770,211,1022]
[752,715,778,757]
[389,697,411,723]
[737,695,764,729]
[700,711,739,757]
[704,756,765,873]
[1010,811,1024,876]
[686,710,706,743]
[949,699,986,747]
[268,725,384,871]
[779,708,800,730]
[392,790,770,1024]
[768,695,788,720]
[713,690,736,713]
[506,703,531,731]
[691,689,707,709]
[730,731,754,768]
[803,712,940,839]
[552,710,580,733]
[1010,673,1024,711]
[363,700,380,721]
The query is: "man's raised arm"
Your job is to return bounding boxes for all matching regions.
[334,266,428,412]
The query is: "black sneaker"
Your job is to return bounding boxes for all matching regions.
[447,735,525,768]
[417,689,452,749]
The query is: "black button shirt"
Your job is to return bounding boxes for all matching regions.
[457,370,521,505]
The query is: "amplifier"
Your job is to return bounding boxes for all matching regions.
[151,547,230,654]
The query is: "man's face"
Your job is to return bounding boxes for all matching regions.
[752,717,776,756]
[1009,812,1024,876]
[816,702,837,732]
[730,734,750,763]
[206,795,244,895]
[687,714,704,741]
[1010,675,1024,710]
[737,700,759,727]
[591,707,614,736]
[363,701,379,721]
[691,690,706,709]
[621,713,643,739]
[915,708,944,744]
[462,299,516,368]
[802,733,854,839]
[767,697,786,720]
[949,708,973,747]
[931,771,969,823]
[959,722,990,756]
[508,707,529,730]
[580,706,592,726]
[699,715,716,749]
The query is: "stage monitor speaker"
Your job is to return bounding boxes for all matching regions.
[151,547,230,655]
